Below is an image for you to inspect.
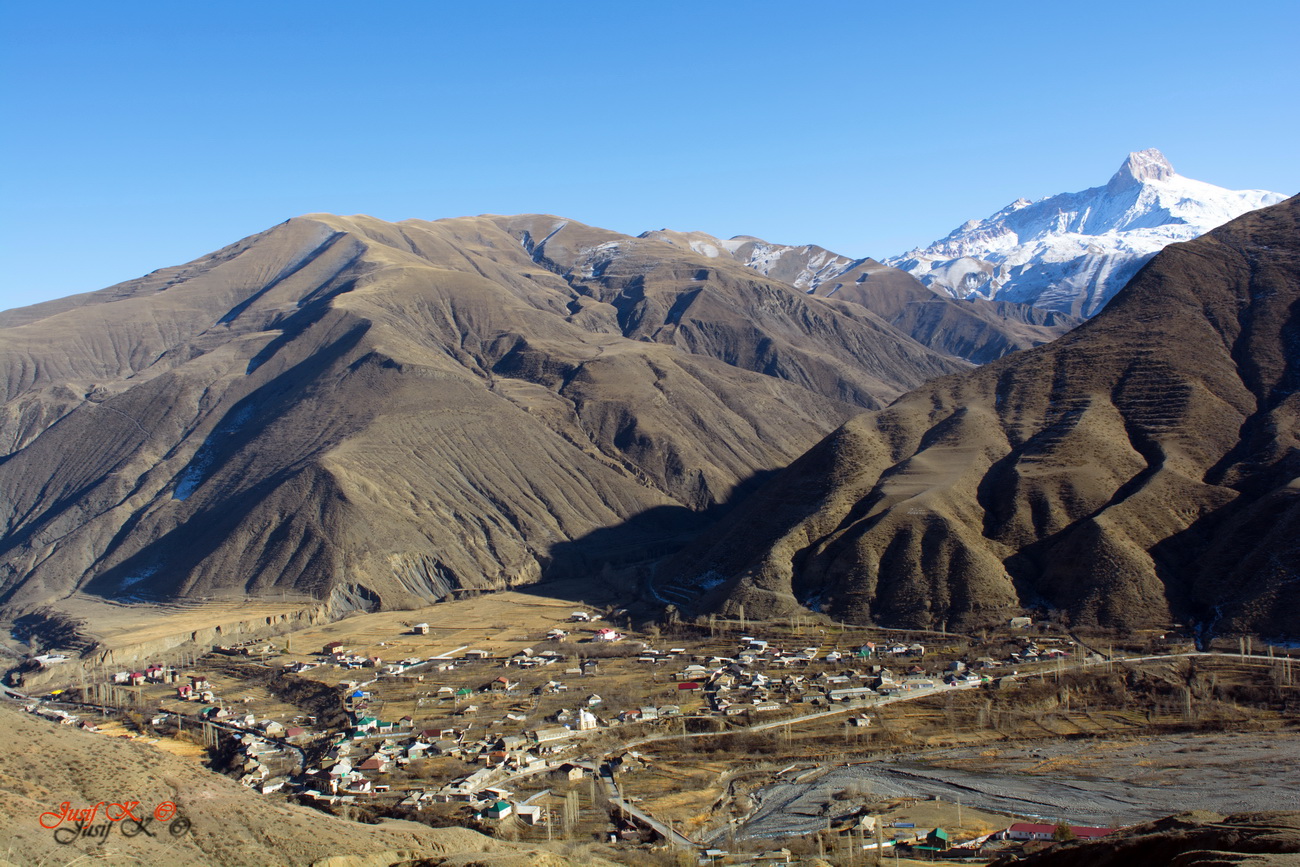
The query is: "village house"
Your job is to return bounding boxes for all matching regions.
[552,762,586,781]
[358,755,390,773]
[829,686,878,703]
[483,676,516,693]
[534,726,574,747]
[494,735,527,751]
[1003,823,1113,841]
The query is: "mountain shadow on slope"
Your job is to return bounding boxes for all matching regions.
[667,194,1300,637]
[0,213,965,626]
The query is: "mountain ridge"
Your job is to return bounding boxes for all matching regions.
[666,194,1300,637]
[0,212,964,624]
[640,228,1079,365]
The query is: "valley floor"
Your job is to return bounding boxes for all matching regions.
[742,730,1300,839]
[7,587,1300,865]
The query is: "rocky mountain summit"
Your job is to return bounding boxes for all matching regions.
[887,149,1286,317]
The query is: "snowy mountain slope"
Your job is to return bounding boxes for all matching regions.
[639,229,859,292]
[885,149,1287,317]
[640,228,1078,364]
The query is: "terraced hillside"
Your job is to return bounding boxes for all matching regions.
[671,195,1300,636]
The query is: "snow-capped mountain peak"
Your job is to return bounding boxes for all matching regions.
[886,150,1286,317]
[1110,147,1176,188]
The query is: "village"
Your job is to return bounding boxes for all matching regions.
[8,586,1192,864]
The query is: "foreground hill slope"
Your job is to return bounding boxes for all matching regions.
[995,811,1300,867]
[0,214,962,621]
[0,703,612,866]
[671,195,1300,636]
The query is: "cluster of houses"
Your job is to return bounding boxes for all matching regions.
[659,635,1077,716]
[817,819,1113,859]
[21,703,96,731]
[319,641,436,676]
[111,663,185,688]
[667,639,940,715]
[104,665,241,710]
[39,614,1090,850]
[291,704,607,810]
[229,732,298,795]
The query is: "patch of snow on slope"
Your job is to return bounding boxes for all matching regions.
[172,403,256,500]
[117,564,160,600]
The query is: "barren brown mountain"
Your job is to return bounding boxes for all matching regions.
[0,214,962,628]
[670,195,1300,637]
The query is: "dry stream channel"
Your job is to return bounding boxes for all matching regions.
[741,731,1300,838]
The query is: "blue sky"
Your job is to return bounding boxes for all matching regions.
[2,1,1297,312]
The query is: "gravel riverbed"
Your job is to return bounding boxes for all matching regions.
[742,731,1300,838]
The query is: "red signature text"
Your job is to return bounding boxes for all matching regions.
[38,801,189,845]
[39,801,148,828]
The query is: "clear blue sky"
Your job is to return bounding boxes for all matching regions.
[2,1,1297,312]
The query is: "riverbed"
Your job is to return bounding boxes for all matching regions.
[742,730,1300,838]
